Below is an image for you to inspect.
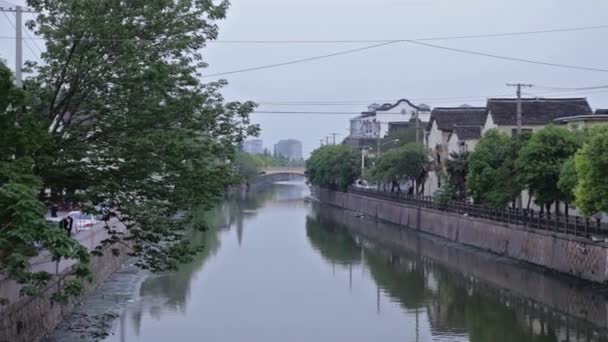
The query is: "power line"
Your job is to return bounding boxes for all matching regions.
[1,10,41,64]
[403,40,608,73]
[254,86,608,107]
[533,84,608,91]
[202,41,399,77]
[204,38,608,78]
[22,21,44,56]
[1,24,606,43]
[251,89,608,115]
[209,25,608,43]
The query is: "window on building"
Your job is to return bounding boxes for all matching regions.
[458,141,466,153]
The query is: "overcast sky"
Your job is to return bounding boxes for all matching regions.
[2,0,608,157]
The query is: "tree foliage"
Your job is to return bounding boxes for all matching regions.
[368,143,429,191]
[0,62,91,302]
[467,130,527,208]
[574,127,608,216]
[0,0,259,301]
[444,151,470,201]
[558,157,577,206]
[306,145,360,191]
[233,152,261,181]
[516,125,580,212]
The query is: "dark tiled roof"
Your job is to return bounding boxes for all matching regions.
[429,107,487,131]
[487,98,592,125]
[376,99,422,112]
[595,109,608,115]
[453,125,482,140]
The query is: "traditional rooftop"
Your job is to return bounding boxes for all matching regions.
[486,98,593,125]
[452,125,482,141]
[428,107,487,131]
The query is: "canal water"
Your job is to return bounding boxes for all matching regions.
[103,180,608,342]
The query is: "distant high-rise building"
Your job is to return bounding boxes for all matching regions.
[274,139,303,160]
[243,139,264,155]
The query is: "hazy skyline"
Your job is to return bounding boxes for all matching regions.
[2,0,608,156]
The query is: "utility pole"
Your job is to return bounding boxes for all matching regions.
[330,133,339,145]
[507,82,533,211]
[507,83,533,135]
[15,6,22,87]
[325,136,330,145]
[415,110,420,144]
[361,148,366,176]
[319,139,324,147]
[1,5,37,87]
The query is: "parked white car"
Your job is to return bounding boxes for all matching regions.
[353,179,374,189]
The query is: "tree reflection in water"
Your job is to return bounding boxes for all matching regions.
[126,185,280,336]
[308,205,608,342]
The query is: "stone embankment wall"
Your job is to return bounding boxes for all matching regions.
[316,204,608,332]
[314,187,608,284]
[0,236,130,342]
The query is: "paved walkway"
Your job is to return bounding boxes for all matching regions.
[0,218,125,314]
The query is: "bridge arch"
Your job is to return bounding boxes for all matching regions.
[260,167,305,177]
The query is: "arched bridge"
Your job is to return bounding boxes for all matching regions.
[260,167,305,176]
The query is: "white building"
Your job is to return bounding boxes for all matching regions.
[482,98,593,136]
[446,125,482,154]
[348,99,431,139]
[424,107,487,196]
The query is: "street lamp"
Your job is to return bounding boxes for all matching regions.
[361,147,372,176]
[362,139,399,176]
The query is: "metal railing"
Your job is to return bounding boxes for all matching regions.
[348,187,608,240]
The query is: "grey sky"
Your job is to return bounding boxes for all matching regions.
[2,0,608,157]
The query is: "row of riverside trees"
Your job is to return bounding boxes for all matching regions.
[464,125,608,216]
[0,1,258,303]
[305,143,429,192]
[441,126,608,217]
[305,125,608,218]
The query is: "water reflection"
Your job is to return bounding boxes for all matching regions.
[104,181,608,342]
[311,204,608,342]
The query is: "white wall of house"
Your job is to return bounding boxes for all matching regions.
[424,121,451,196]
[447,134,479,155]
[482,114,497,135]
[350,117,363,137]
[483,113,547,136]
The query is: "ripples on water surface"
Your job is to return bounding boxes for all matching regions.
[104,180,608,342]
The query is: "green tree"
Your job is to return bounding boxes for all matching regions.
[306,145,359,191]
[0,0,259,301]
[368,143,429,194]
[467,130,527,208]
[0,63,91,302]
[557,157,577,216]
[516,125,580,214]
[26,0,258,272]
[233,152,261,181]
[574,126,608,216]
[445,151,470,201]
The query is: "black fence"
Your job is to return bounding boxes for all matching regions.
[348,187,608,240]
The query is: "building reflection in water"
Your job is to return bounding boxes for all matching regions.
[109,180,608,342]
[307,204,608,342]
